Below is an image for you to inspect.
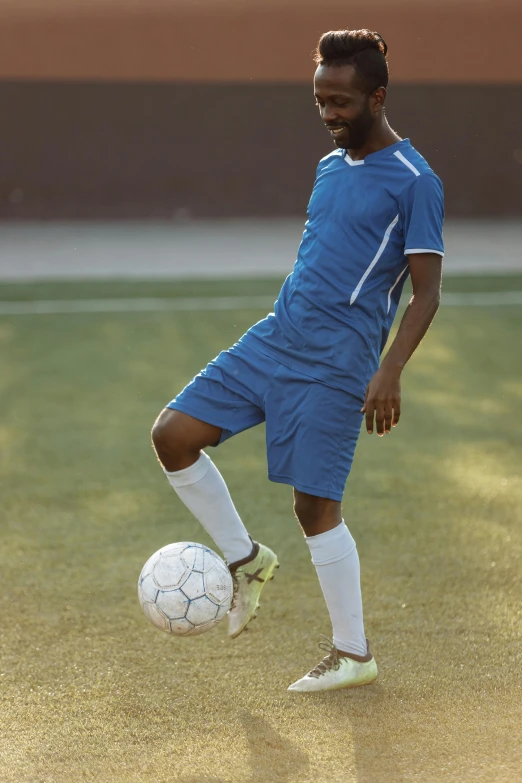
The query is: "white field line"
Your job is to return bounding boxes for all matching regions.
[0,291,521,316]
[0,295,277,315]
[442,291,522,306]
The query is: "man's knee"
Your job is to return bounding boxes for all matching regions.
[151,408,175,451]
[151,408,221,471]
[293,490,342,537]
[151,409,185,466]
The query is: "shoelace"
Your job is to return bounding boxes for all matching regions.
[228,544,260,611]
[229,572,239,610]
[308,636,342,679]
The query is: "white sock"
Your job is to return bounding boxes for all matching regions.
[306,522,368,657]
[164,451,253,564]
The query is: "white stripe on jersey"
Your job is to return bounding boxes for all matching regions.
[394,150,421,177]
[387,264,410,313]
[344,154,365,167]
[350,215,400,305]
[405,247,445,257]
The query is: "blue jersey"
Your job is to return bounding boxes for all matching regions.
[241,138,444,401]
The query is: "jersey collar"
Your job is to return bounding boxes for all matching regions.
[343,138,410,166]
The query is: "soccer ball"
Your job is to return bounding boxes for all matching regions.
[138,542,234,636]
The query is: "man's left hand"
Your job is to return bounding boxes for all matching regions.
[361,368,401,436]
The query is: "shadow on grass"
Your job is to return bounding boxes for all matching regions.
[175,712,309,783]
[287,683,405,783]
[349,687,406,783]
[240,712,310,781]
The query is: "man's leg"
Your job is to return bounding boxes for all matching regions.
[287,491,377,692]
[262,367,377,689]
[293,492,367,656]
[151,345,280,638]
[152,408,254,564]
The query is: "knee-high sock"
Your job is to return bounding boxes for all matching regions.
[164,451,253,564]
[305,522,368,657]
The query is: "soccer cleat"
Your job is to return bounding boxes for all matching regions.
[287,637,378,692]
[227,541,279,638]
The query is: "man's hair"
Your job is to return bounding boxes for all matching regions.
[314,29,389,94]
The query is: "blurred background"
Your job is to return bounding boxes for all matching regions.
[0,0,520,279]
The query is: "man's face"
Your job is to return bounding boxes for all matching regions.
[314,64,379,150]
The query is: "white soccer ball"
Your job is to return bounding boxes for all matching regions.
[138,542,233,636]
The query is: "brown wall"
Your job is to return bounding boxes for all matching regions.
[0,2,519,219]
[1,81,520,220]
[0,0,520,83]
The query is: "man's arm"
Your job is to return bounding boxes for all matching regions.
[362,252,442,436]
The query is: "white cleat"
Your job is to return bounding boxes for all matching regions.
[227,542,279,638]
[288,637,378,693]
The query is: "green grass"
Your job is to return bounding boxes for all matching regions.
[0,272,521,302]
[1,277,522,783]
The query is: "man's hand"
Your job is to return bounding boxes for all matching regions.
[361,367,401,436]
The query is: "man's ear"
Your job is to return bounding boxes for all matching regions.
[371,86,387,113]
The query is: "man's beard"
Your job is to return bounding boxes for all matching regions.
[344,104,374,150]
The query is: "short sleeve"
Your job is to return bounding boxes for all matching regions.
[400,173,445,257]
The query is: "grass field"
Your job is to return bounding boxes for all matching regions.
[1,275,522,783]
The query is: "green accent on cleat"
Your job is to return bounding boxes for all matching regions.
[227,542,279,638]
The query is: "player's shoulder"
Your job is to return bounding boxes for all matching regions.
[316,148,344,173]
[390,139,442,186]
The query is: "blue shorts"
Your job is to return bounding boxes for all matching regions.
[168,343,364,502]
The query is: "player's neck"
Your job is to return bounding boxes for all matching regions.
[347,119,402,162]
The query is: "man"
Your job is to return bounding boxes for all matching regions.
[152,28,444,692]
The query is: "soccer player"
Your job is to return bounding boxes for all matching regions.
[152,29,444,692]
